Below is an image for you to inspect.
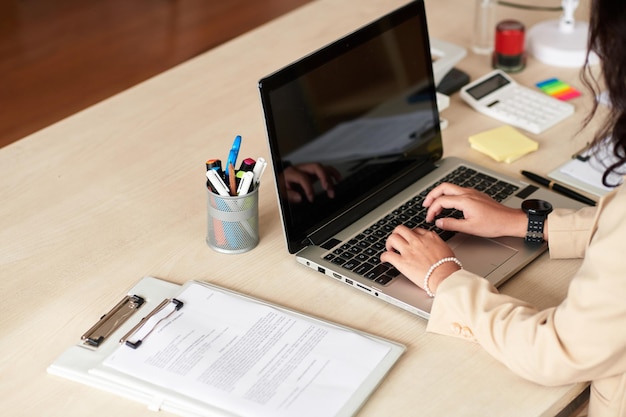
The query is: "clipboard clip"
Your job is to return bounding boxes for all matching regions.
[81,294,145,348]
[573,142,592,162]
[120,298,184,349]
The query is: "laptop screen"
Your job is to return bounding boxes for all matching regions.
[259,0,442,253]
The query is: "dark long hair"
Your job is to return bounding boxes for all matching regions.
[582,0,626,187]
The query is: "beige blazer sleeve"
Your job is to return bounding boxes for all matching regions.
[426,187,626,416]
[547,205,599,259]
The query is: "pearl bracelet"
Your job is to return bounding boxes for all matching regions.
[423,257,463,297]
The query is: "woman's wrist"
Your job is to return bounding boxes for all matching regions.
[513,209,529,238]
[424,257,462,296]
[515,208,549,242]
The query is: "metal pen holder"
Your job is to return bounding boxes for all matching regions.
[206,187,259,254]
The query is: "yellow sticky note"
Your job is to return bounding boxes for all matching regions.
[469,125,538,163]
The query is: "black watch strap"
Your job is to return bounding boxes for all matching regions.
[525,212,547,244]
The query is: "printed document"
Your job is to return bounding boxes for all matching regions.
[102,282,392,417]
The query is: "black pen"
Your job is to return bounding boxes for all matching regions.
[521,170,597,206]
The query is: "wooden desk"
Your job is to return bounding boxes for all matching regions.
[0,0,599,415]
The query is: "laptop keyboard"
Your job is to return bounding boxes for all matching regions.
[322,166,519,285]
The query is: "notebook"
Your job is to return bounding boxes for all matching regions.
[258,0,584,319]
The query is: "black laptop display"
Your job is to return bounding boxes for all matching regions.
[259,1,441,253]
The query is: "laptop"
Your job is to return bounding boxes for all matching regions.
[258,0,584,319]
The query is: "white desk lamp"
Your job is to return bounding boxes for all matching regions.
[526,0,599,67]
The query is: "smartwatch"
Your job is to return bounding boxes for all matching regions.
[522,199,553,245]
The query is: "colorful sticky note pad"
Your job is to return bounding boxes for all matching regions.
[536,78,581,101]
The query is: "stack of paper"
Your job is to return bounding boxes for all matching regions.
[48,277,405,417]
[469,125,538,163]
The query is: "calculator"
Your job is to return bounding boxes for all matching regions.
[460,69,575,135]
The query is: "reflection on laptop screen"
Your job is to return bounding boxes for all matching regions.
[259,1,441,253]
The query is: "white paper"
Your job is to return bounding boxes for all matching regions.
[103,283,391,417]
[559,144,623,192]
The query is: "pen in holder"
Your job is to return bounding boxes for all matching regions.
[206,186,259,254]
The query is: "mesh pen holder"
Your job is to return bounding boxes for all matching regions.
[206,187,259,254]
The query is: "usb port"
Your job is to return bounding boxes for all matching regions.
[345,278,353,285]
[318,267,325,274]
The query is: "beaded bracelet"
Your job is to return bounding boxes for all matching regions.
[423,257,463,297]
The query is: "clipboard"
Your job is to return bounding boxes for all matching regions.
[48,277,405,417]
[548,142,623,198]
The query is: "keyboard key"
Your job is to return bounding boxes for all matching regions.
[342,259,361,270]
[375,275,393,285]
[354,263,374,275]
[365,264,389,280]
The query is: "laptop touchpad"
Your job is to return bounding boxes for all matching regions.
[449,235,517,278]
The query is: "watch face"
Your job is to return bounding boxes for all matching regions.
[522,199,553,215]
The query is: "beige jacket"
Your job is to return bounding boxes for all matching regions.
[427,186,626,416]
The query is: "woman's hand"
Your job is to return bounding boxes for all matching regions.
[423,183,528,239]
[380,225,460,294]
[381,183,530,294]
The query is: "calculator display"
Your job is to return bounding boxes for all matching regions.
[465,73,510,100]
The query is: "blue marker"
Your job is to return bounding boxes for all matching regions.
[225,135,241,180]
